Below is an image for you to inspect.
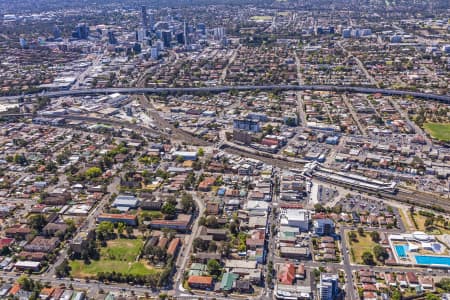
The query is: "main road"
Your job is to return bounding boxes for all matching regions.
[2,84,450,103]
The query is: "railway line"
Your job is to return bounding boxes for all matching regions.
[3,112,448,213]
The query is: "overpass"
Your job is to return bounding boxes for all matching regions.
[1,85,450,103]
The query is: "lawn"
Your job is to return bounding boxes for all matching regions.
[411,212,427,231]
[102,239,142,261]
[411,212,450,235]
[347,231,379,265]
[399,208,415,232]
[424,123,450,142]
[70,238,161,278]
[140,210,163,220]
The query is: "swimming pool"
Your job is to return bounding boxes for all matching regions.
[395,245,409,258]
[415,255,450,266]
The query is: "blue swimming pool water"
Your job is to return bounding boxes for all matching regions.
[395,245,409,258]
[415,255,450,266]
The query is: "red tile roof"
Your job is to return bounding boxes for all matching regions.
[188,275,213,285]
[167,238,180,256]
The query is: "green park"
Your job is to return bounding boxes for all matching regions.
[424,123,450,142]
[70,238,161,278]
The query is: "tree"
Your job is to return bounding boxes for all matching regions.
[207,259,222,277]
[357,227,365,236]
[161,202,176,218]
[205,216,218,228]
[425,293,440,300]
[65,219,76,234]
[268,261,273,274]
[361,251,375,265]
[29,214,47,232]
[126,226,133,237]
[198,216,206,226]
[166,195,177,206]
[436,278,450,292]
[264,124,273,134]
[425,217,434,227]
[17,275,35,291]
[0,246,11,256]
[229,221,239,235]
[348,231,357,242]
[370,231,380,243]
[56,152,69,165]
[193,237,209,252]
[96,221,115,240]
[373,245,388,262]
[391,289,402,300]
[85,167,102,179]
[45,160,57,172]
[55,259,71,278]
[180,193,195,213]
[117,222,125,236]
[184,173,196,189]
[208,241,218,252]
[314,203,326,213]
[192,160,202,171]
[13,153,28,165]
[197,148,204,157]
[285,117,297,127]
[102,155,114,169]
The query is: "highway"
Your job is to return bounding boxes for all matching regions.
[2,84,450,103]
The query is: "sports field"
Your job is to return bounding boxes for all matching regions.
[424,123,450,142]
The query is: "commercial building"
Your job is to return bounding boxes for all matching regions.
[151,47,159,60]
[279,246,310,259]
[112,195,140,210]
[233,118,261,132]
[280,209,310,231]
[172,151,197,161]
[318,273,339,300]
[313,219,335,236]
[275,283,312,300]
[72,23,89,39]
[141,6,148,27]
[14,261,41,272]
[161,30,172,48]
[390,35,403,43]
[233,129,253,144]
